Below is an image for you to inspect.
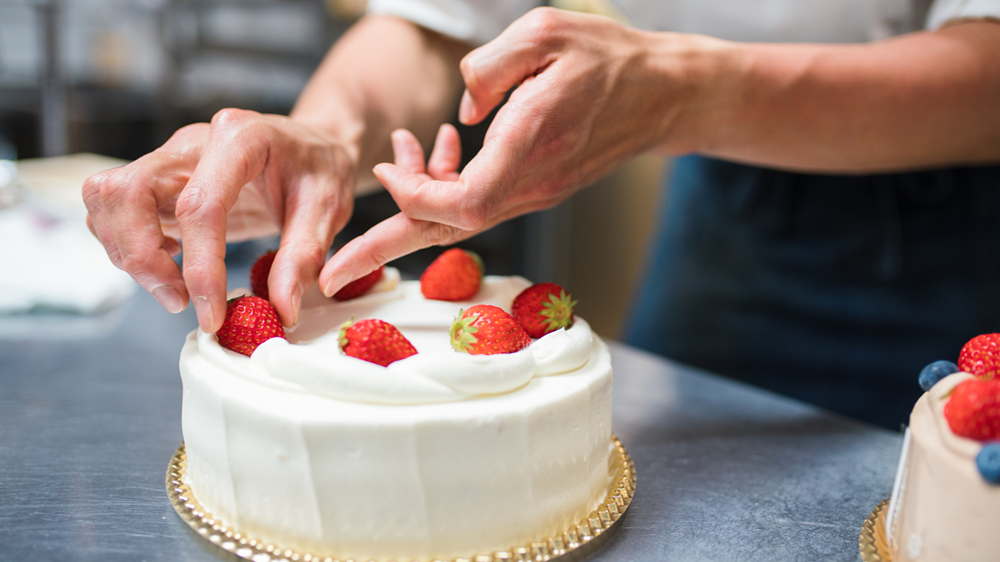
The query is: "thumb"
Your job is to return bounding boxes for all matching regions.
[458,8,558,125]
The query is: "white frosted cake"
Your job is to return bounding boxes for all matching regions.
[885,372,1000,562]
[179,269,614,561]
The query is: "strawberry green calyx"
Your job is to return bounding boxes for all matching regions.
[449,309,480,353]
[511,282,578,338]
[451,304,530,355]
[338,316,355,351]
[541,290,577,332]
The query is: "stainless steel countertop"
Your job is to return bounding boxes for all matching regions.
[0,281,901,561]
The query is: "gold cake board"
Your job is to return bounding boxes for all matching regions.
[167,437,636,562]
[859,499,891,562]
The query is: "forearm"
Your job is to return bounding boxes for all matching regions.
[665,20,1000,173]
[291,15,470,192]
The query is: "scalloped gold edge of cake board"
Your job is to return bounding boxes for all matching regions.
[859,499,892,562]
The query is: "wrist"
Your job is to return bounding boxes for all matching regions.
[643,31,749,156]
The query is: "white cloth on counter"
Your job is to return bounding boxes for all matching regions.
[0,153,136,315]
[0,207,136,314]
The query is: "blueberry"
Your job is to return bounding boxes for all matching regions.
[977,443,1000,484]
[918,360,959,391]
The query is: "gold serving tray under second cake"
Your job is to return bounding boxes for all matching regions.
[167,437,637,562]
[859,499,892,562]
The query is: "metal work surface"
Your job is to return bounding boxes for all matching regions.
[0,279,901,561]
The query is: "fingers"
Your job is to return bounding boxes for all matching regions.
[390,129,427,174]
[84,169,190,313]
[319,191,562,298]
[83,125,210,314]
[373,163,483,229]
[427,124,462,181]
[458,7,562,125]
[319,212,462,296]
[176,109,270,332]
[268,161,353,327]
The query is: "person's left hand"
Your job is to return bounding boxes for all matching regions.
[319,7,720,295]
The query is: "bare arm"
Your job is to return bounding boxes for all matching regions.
[320,11,1000,294]
[683,20,1000,172]
[292,15,469,190]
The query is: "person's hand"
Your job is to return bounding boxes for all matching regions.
[320,7,715,295]
[318,123,469,295]
[83,108,357,332]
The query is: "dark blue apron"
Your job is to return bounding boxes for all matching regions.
[623,155,1000,429]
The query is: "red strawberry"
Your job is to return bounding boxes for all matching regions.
[450,304,531,355]
[334,266,384,301]
[216,296,286,357]
[511,282,578,338]
[339,318,417,367]
[249,250,277,301]
[958,333,1000,380]
[421,248,483,301]
[944,378,1000,440]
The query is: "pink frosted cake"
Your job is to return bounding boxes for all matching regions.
[885,334,1000,562]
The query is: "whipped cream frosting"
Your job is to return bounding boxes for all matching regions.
[179,269,615,561]
[193,270,593,404]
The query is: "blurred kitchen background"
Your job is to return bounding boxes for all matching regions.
[0,0,664,339]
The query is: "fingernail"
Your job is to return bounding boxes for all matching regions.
[289,283,302,326]
[193,295,215,331]
[458,90,474,124]
[152,286,185,314]
[323,271,352,298]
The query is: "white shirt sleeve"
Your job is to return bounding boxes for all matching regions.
[926,0,1000,28]
[367,0,543,46]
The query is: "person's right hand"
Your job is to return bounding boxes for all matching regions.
[83,108,357,333]
[319,7,711,296]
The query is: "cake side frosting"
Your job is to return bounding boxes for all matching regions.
[888,373,1000,562]
[179,272,614,561]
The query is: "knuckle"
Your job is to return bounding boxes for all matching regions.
[174,187,223,223]
[182,261,214,286]
[95,174,131,205]
[170,122,209,143]
[366,248,395,270]
[211,107,249,128]
[456,199,491,231]
[424,223,462,247]
[459,56,479,87]
[81,172,108,200]
[290,241,328,272]
[120,249,158,276]
[523,7,563,37]
[210,109,266,143]
[107,246,124,270]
